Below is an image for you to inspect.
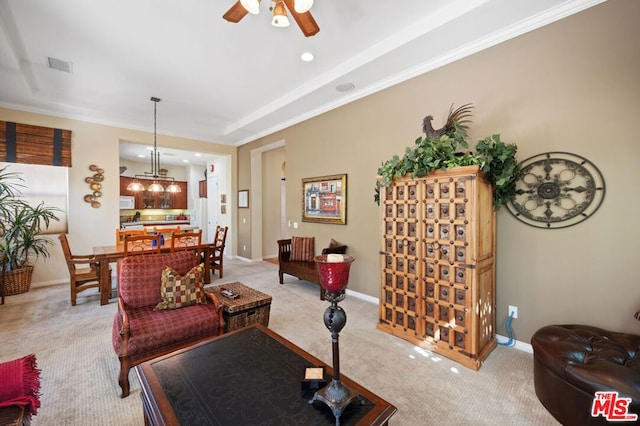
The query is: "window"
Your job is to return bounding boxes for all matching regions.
[1,162,68,235]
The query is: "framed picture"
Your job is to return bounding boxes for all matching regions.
[238,189,249,208]
[302,174,347,225]
[220,194,226,204]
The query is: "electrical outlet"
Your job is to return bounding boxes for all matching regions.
[508,305,518,319]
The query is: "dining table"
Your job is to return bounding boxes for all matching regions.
[92,240,217,306]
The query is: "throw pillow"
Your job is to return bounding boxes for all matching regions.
[155,263,206,310]
[290,236,315,261]
[0,354,41,418]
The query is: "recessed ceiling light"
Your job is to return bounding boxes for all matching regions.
[195,153,202,157]
[301,52,314,62]
[182,159,189,163]
[335,82,355,92]
[137,154,145,158]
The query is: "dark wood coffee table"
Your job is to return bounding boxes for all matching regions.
[135,324,396,425]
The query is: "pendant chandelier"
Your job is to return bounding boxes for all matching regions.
[126,97,181,193]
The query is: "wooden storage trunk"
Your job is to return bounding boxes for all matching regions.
[208,282,272,333]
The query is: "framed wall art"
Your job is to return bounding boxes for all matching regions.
[238,189,249,208]
[302,174,347,225]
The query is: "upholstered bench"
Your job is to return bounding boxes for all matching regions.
[277,237,346,300]
[531,324,640,425]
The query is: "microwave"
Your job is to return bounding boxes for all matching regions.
[119,196,135,209]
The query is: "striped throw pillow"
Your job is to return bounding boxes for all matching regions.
[155,263,206,310]
[291,236,315,261]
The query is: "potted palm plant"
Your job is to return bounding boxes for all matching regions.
[0,165,60,295]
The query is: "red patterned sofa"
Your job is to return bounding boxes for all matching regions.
[112,251,224,397]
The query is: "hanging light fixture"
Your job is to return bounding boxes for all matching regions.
[240,0,261,14]
[294,0,313,13]
[126,97,181,193]
[271,1,290,27]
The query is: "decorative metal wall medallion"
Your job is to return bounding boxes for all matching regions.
[506,152,605,229]
[84,164,105,208]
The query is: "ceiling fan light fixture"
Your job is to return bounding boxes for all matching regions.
[293,0,313,13]
[240,0,260,14]
[272,1,290,27]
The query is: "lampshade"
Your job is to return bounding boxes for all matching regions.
[240,0,260,14]
[271,1,290,27]
[147,181,165,192]
[126,180,145,191]
[294,0,313,13]
[166,182,182,193]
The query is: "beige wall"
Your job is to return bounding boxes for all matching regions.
[0,107,236,286]
[237,1,640,342]
[262,147,286,258]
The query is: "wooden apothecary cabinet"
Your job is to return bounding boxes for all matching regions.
[377,166,497,370]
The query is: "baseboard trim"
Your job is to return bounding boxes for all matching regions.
[340,289,534,354]
[345,288,379,305]
[496,334,533,353]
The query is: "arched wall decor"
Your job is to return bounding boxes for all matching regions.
[506,152,605,229]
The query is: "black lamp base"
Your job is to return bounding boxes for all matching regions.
[309,379,359,426]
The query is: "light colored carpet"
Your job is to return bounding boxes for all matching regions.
[0,259,559,425]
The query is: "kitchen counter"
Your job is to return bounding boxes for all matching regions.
[120,220,191,229]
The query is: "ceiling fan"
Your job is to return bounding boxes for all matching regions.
[223,0,320,37]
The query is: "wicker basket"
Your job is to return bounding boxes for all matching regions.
[2,265,34,296]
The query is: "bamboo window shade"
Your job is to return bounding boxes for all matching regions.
[0,121,71,167]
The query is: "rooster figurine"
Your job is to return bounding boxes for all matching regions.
[422,103,474,139]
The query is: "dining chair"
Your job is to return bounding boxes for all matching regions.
[153,226,181,235]
[116,229,146,244]
[58,233,112,306]
[170,229,202,252]
[123,234,162,256]
[208,226,228,278]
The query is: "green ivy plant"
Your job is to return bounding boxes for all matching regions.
[375,124,520,210]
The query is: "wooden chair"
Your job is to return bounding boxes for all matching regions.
[207,226,228,278]
[58,233,112,306]
[153,226,181,240]
[123,234,162,256]
[116,229,146,244]
[171,229,202,252]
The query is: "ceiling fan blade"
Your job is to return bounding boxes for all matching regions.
[223,1,249,23]
[282,0,319,37]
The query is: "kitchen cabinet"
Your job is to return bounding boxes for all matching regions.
[119,177,187,209]
[119,176,144,209]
